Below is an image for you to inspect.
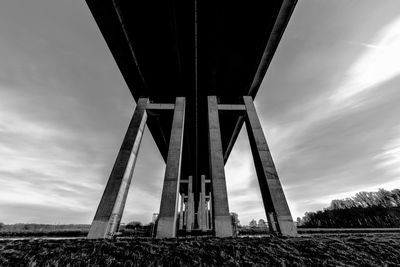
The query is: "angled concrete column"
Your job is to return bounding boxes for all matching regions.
[88,98,149,239]
[207,96,233,237]
[199,175,207,231]
[243,96,297,236]
[156,97,185,238]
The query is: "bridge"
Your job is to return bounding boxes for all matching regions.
[85,0,298,238]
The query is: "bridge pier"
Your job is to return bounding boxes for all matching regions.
[208,96,233,237]
[243,96,297,236]
[88,98,149,239]
[156,97,186,238]
[217,96,296,236]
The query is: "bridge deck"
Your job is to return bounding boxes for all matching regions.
[85,0,297,175]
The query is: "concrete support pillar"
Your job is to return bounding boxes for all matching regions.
[179,194,185,230]
[186,176,194,232]
[267,212,278,232]
[88,98,149,239]
[183,198,187,226]
[243,96,297,236]
[206,198,210,230]
[156,97,186,238]
[207,96,233,237]
[199,175,207,231]
[209,194,213,230]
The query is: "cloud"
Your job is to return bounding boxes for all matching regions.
[0,203,89,224]
[331,16,400,105]
[374,126,400,176]
[0,80,167,223]
[225,128,266,225]
[245,13,400,220]
[262,15,400,171]
[261,15,400,158]
[0,88,105,223]
[226,17,400,220]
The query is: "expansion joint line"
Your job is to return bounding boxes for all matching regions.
[194,0,198,182]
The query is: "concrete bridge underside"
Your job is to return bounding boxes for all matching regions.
[85,0,298,238]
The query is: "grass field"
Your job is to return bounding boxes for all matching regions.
[1,234,400,266]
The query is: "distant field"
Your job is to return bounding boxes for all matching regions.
[0,224,90,238]
[298,228,400,234]
[2,227,400,238]
[0,230,88,238]
[1,234,400,266]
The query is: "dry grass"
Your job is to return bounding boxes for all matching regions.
[1,234,400,266]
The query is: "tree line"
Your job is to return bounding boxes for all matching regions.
[0,223,90,232]
[299,188,400,228]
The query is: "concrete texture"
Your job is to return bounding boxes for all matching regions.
[85,0,298,176]
[243,96,297,237]
[199,175,207,231]
[156,97,185,238]
[207,96,233,237]
[179,193,184,230]
[88,98,149,239]
[186,176,194,232]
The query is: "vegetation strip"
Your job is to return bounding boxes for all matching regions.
[1,235,400,266]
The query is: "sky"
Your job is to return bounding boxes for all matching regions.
[0,0,400,225]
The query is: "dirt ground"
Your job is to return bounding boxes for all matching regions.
[1,234,399,266]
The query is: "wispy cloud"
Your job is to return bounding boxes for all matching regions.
[331,16,400,105]
[225,128,266,224]
[374,126,400,176]
[0,85,106,223]
[263,15,400,164]
[249,13,400,220]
